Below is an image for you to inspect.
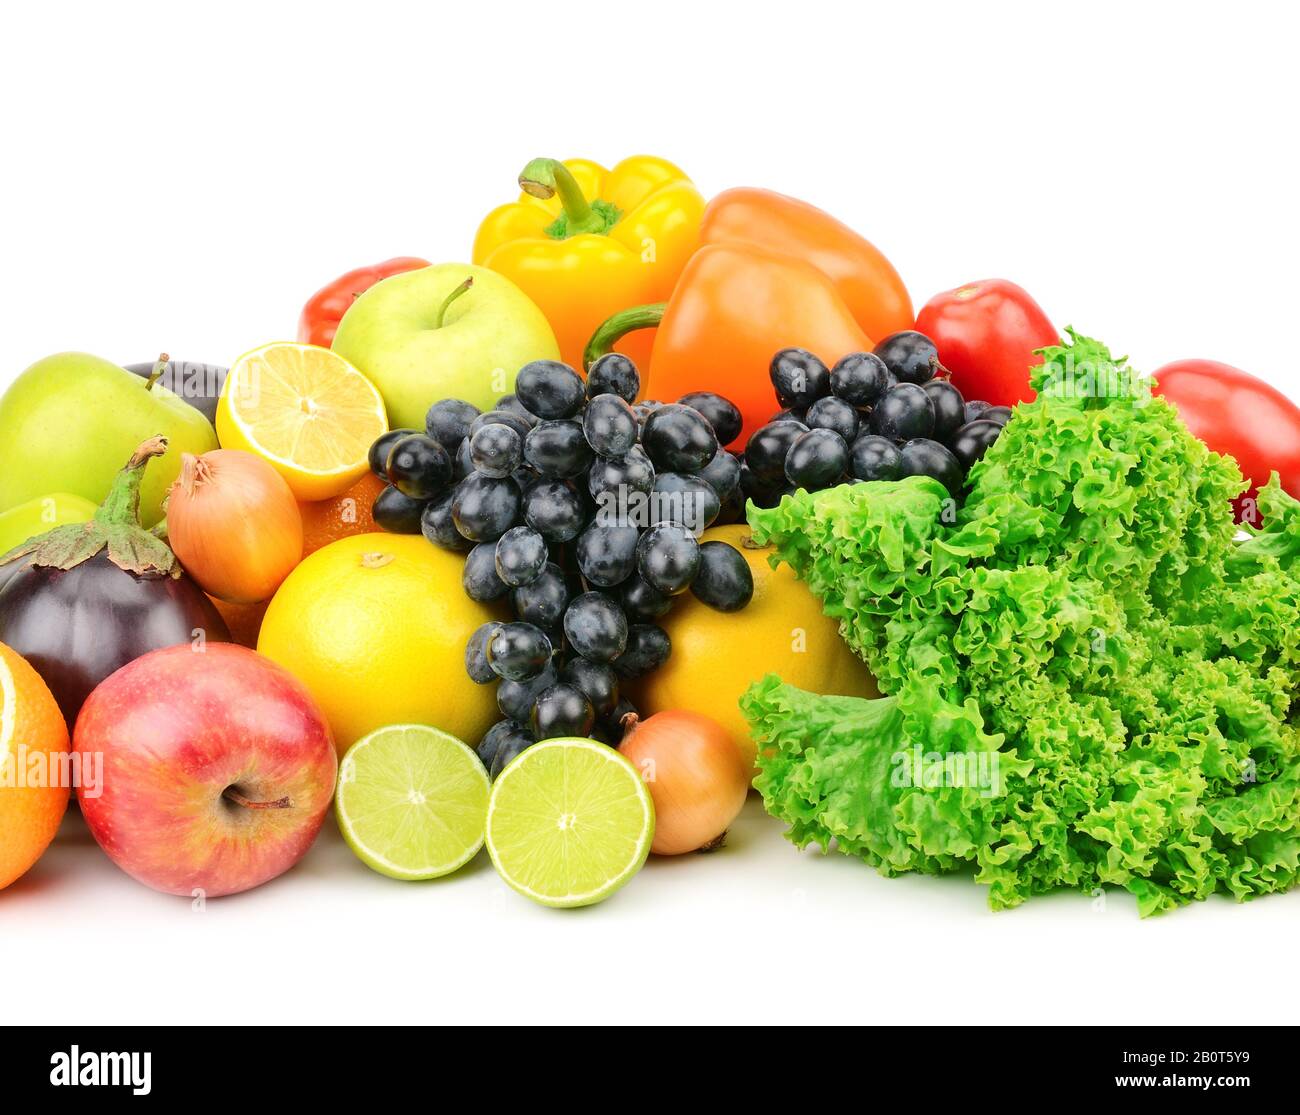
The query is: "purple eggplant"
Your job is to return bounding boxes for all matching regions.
[0,436,229,726]
[125,355,228,424]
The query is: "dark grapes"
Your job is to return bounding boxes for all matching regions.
[650,473,719,534]
[784,428,849,489]
[899,438,964,496]
[421,368,756,708]
[512,464,542,496]
[498,663,558,722]
[612,625,671,679]
[641,404,718,473]
[983,406,1013,428]
[874,330,940,384]
[560,657,619,718]
[690,542,754,612]
[745,420,808,484]
[426,399,480,450]
[373,486,426,533]
[870,384,935,441]
[493,525,547,587]
[453,437,473,480]
[531,683,595,741]
[523,480,587,543]
[563,592,628,663]
[770,348,830,408]
[369,428,419,479]
[463,541,510,602]
[805,396,859,443]
[714,482,745,525]
[421,489,473,552]
[465,622,502,684]
[830,352,891,406]
[479,719,533,778]
[695,447,741,499]
[585,353,640,403]
[575,520,640,587]
[494,393,537,427]
[487,622,553,682]
[850,434,903,482]
[677,391,743,446]
[523,419,591,479]
[511,562,569,628]
[620,576,673,622]
[583,394,639,458]
[924,380,966,443]
[386,435,451,500]
[470,409,531,440]
[605,696,637,737]
[468,423,522,479]
[588,446,655,500]
[490,733,534,778]
[636,523,700,595]
[950,419,1003,470]
[768,407,807,424]
[515,360,586,419]
[451,473,522,542]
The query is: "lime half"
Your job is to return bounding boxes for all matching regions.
[336,724,489,881]
[485,738,655,908]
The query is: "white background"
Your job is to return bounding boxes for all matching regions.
[2,0,1298,1026]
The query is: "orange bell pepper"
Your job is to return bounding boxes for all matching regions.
[473,156,704,371]
[584,243,872,445]
[699,187,913,343]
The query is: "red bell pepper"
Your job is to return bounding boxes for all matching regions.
[297,257,430,348]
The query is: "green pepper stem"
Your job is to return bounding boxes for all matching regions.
[144,353,170,392]
[95,436,168,528]
[518,158,607,236]
[583,303,666,369]
[433,277,473,329]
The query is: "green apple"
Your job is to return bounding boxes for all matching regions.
[0,353,218,526]
[331,263,560,429]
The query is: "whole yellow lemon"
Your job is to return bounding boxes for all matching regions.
[628,523,878,769]
[258,533,502,756]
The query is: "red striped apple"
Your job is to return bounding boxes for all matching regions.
[73,643,337,897]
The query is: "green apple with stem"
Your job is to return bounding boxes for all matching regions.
[331,263,560,429]
[0,353,218,526]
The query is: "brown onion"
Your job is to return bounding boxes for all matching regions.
[167,450,303,603]
[618,709,750,855]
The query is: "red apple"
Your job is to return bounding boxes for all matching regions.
[73,643,337,897]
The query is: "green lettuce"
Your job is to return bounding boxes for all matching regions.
[742,332,1300,915]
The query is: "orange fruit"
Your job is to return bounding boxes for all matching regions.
[216,342,388,501]
[299,471,385,558]
[0,642,71,890]
[628,524,878,770]
[258,534,504,756]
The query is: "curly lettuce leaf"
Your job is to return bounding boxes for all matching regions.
[743,332,1300,916]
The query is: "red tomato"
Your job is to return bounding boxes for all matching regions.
[297,256,430,348]
[915,278,1058,407]
[1152,359,1300,524]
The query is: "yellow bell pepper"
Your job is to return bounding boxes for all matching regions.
[473,156,704,375]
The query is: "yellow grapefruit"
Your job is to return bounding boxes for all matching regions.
[257,534,503,756]
[628,523,878,769]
